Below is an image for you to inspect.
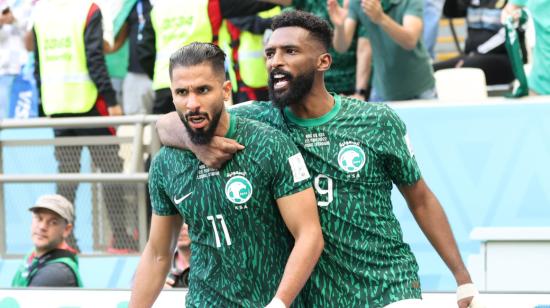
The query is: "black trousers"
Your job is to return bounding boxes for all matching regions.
[433,53,516,85]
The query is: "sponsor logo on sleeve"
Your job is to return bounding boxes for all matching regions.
[288,153,310,183]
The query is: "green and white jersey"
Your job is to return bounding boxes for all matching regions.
[231,95,422,307]
[149,114,311,308]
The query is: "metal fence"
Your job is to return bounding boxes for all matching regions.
[0,115,161,257]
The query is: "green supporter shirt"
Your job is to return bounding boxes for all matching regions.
[348,0,435,101]
[230,95,422,307]
[149,114,311,308]
[287,0,366,94]
[510,0,550,95]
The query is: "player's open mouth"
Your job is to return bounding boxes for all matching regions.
[270,69,293,91]
[187,115,209,129]
[273,74,290,90]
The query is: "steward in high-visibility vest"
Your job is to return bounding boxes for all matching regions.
[137,0,279,113]
[32,0,119,116]
[31,1,131,254]
[220,6,281,104]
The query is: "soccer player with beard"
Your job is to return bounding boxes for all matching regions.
[129,42,324,308]
[156,11,483,308]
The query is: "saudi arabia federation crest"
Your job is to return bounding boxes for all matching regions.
[225,175,253,204]
[338,144,366,173]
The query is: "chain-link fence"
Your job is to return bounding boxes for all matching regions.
[0,115,160,256]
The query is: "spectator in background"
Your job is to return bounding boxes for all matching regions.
[434,0,527,86]
[0,0,34,118]
[502,0,549,95]
[221,7,281,104]
[31,0,135,253]
[12,194,83,287]
[137,0,283,114]
[329,0,436,102]
[164,223,191,288]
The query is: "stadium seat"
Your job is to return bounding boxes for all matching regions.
[434,68,488,101]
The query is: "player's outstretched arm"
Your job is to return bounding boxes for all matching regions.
[129,214,183,308]
[155,112,244,169]
[399,179,478,308]
[272,187,324,307]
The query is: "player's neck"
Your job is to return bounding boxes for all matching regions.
[288,85,333,119]
[213,110,231,138]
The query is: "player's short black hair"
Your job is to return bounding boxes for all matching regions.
[169,42,226,80]
[271,10,333,52]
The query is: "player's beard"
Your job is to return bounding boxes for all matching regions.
[178,106,223,145]
[268,68,315,109]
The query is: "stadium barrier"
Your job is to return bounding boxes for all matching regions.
[469,227,550,292]
[0,115,161,256]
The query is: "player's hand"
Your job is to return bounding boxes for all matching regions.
[458,296,473,308]
[108,105,123,116]
[361,0,384,24]
[327,0,349,27]
[191,136,244,169]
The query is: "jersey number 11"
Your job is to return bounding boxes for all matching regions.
[207,214,232,248]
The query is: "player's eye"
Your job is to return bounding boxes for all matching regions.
[286,48,297,54]
[198,87,209,94]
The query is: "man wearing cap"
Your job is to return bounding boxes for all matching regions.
[11,194,83,287]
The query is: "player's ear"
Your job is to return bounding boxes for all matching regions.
[317,52,332,72]
[222,80,232,101]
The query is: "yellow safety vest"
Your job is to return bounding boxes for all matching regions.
[34,0,98,115]
[220,7,280,90]
[151,0,213,90]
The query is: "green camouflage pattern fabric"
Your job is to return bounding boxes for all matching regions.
[230,95,422,307]
[149,114,311,307]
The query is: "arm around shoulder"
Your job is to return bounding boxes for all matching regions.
[155,112,244,169]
